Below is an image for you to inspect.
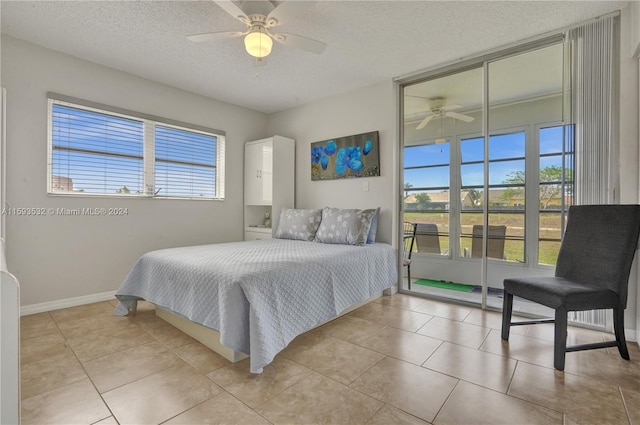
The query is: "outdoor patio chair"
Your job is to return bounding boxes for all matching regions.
[465,224,507,259]
[403,222,416,290]
[501,204,640,370]
[415,223,441,254]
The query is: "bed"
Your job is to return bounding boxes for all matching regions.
[114,237,397,373]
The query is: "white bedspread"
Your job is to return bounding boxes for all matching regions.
[115,239,397,373]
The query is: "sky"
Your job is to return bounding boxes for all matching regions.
[404,126,569,191]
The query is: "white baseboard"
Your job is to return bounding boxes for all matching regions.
[20,290,117,316]
[383,285,398,295]
[625,328,637,343]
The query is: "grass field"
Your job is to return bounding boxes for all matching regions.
[404,211,562,265]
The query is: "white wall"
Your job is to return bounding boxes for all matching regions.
[1,36,268,307]
[267,81,397,245]
[630,1,640,57]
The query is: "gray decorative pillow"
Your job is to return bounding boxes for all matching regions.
[315,207,376,246]
[366,207,381,244]
[275,208,323,241]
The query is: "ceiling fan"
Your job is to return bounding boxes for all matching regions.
[416,97,475,130]
[187,1,327,59]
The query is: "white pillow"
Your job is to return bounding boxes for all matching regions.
[275,208,323,241]
[314,207,376,246]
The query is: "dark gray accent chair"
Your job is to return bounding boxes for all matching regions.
[501,205,640,370]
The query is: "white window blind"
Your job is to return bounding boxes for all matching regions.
[155,125,217,198]
[47,95,225,200]
[50,102,144,195]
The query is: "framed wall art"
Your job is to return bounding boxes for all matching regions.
[311,130,380,181]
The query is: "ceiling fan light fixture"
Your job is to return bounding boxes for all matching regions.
[244,27,272,58]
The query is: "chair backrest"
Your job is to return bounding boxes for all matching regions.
[555,205,640,305]
[403,222,416,260]
[471,224,506,259]
[415,223,441,254]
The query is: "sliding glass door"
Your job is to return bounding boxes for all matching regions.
[402,67,484,304]
[484,43,570,314]
[400,39,572,314]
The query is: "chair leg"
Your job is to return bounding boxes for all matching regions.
[613,308,630,360]
[554,308,568,370]
[501,289,513,340]
[407,264,411,290]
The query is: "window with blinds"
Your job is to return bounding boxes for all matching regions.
[155,125,217,198]
[47,97,225,199]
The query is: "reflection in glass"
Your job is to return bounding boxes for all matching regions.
[488,160,525,185]
[405,166,450,188]
[538,125,574,265]
[489,132,525,159]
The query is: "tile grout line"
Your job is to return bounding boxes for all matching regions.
[618,386,633,425]
[50,305,118,424]
[429,377,462,424]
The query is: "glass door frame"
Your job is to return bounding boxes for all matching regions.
[397,34,567,309]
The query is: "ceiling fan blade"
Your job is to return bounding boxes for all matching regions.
[269,32,326,54]
[214,1,249,25]
[187,30,246,43]
[416,115,434,130]
[266,1,315,27]
[445,111,475,123]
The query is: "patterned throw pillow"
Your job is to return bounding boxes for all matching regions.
[314,207,377,246]
[275,208,323,241]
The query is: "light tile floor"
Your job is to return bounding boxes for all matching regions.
[20,295,640,424]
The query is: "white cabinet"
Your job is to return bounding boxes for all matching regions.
[244,140,273,205]
[244,136,294,241]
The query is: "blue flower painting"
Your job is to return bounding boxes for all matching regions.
[363,139,372,155]
[311,131,379,181]
[311,146,323,164]
[320,155,329,170]
[335,146,363,174]
[324,140,337,156]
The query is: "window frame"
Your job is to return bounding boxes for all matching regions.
[456,127,530,264]
[47,93,225,200]
[403,122,573,268]
[535,122,574,267]
[403,137,452,258]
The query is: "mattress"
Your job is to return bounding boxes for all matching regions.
[115,238,397,372]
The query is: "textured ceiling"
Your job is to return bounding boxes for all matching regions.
[0,1,629,114]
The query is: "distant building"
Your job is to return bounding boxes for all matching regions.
[51,176,73,192]
[508,193,575,208]
[404,189,548,211]
[404,191,473,210]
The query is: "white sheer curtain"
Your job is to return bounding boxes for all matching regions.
[568,16,618,205]
[566,16,618,329]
